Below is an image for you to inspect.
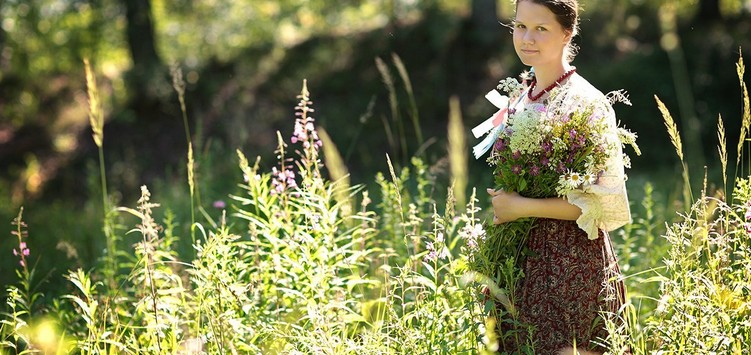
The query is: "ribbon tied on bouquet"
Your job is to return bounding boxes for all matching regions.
[472,89,510,159]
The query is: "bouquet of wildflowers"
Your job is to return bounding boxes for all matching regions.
[470,73,640,323]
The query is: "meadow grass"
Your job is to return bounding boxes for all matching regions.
[1,53,751,354]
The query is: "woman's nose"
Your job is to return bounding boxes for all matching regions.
[523,31,535,44]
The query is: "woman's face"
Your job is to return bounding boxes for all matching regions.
[513,1,572,69]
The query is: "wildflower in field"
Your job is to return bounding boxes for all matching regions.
[292,81,322,151]
[460,223,486,251]
[213,200,226,209]
[424,232,450,263]
[438,246,450,260]
[11,208,29,268]
[270,166,297,194]
[424,242,438,263]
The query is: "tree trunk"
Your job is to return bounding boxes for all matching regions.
[122,0,167,106]
[124,0,161,73]
[470,0,499,46]
[0,0,6,71]
[695,0,722,23]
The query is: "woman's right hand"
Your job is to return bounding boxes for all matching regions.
[487,188,524,224]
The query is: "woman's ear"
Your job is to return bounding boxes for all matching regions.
[563,30,573,44]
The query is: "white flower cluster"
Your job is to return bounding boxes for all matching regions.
[506,105,546,155]
[618,127,641,156]
[496,77,524,96]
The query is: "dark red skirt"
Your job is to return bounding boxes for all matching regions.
[500,218,627,354]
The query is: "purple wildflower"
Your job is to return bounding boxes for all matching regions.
[512,165,523,175]
[424,241,437,263]
[213,200,226,209]
[424,250,438,263]
[292,82,322,152]
[494,139,506,151]
[540,156,550,167]
[291,121,306,144]
[529,165,540,176]
[556,161,567,173]
[542,141,553,153]
[11,208,29,268]
[270,166,297,195]
[512,150,522,160]
[568,129,578,140]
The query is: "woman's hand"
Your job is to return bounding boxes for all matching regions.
[487,188,523,224]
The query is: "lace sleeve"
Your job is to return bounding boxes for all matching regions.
[565,103,631,240]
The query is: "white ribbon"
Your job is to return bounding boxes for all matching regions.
[472,125,503,159]
[472,91,509,138]
[471,89,510,159]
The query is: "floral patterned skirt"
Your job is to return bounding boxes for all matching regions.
[501,218,627,354]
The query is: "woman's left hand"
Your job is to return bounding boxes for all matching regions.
[487,188,523,224]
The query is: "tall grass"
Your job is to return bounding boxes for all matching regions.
[603,51,751,354]
[2,52,751,354]
[171,63,199,247]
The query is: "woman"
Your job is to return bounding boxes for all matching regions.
[486,0,630,354]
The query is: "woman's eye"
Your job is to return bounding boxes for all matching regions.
[537,26,547,31]
[515,23,526,29]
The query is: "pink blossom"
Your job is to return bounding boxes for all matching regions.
[213,200,226,209]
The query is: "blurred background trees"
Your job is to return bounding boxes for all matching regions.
[0,0,749,293]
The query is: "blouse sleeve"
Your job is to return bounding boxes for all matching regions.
[565,101,632,240]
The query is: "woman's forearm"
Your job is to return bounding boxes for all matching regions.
[516,196,582,221]
[488,189,583,224]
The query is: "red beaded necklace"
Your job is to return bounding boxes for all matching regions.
[527,67,577,101]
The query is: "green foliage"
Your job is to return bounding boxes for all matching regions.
[5,50,751,353]
[644,181,751,354]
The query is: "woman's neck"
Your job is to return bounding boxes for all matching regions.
[532,63,573,89]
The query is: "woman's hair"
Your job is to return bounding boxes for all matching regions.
[516,0,580,62]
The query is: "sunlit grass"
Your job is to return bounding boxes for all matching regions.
[2,53,751,354]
